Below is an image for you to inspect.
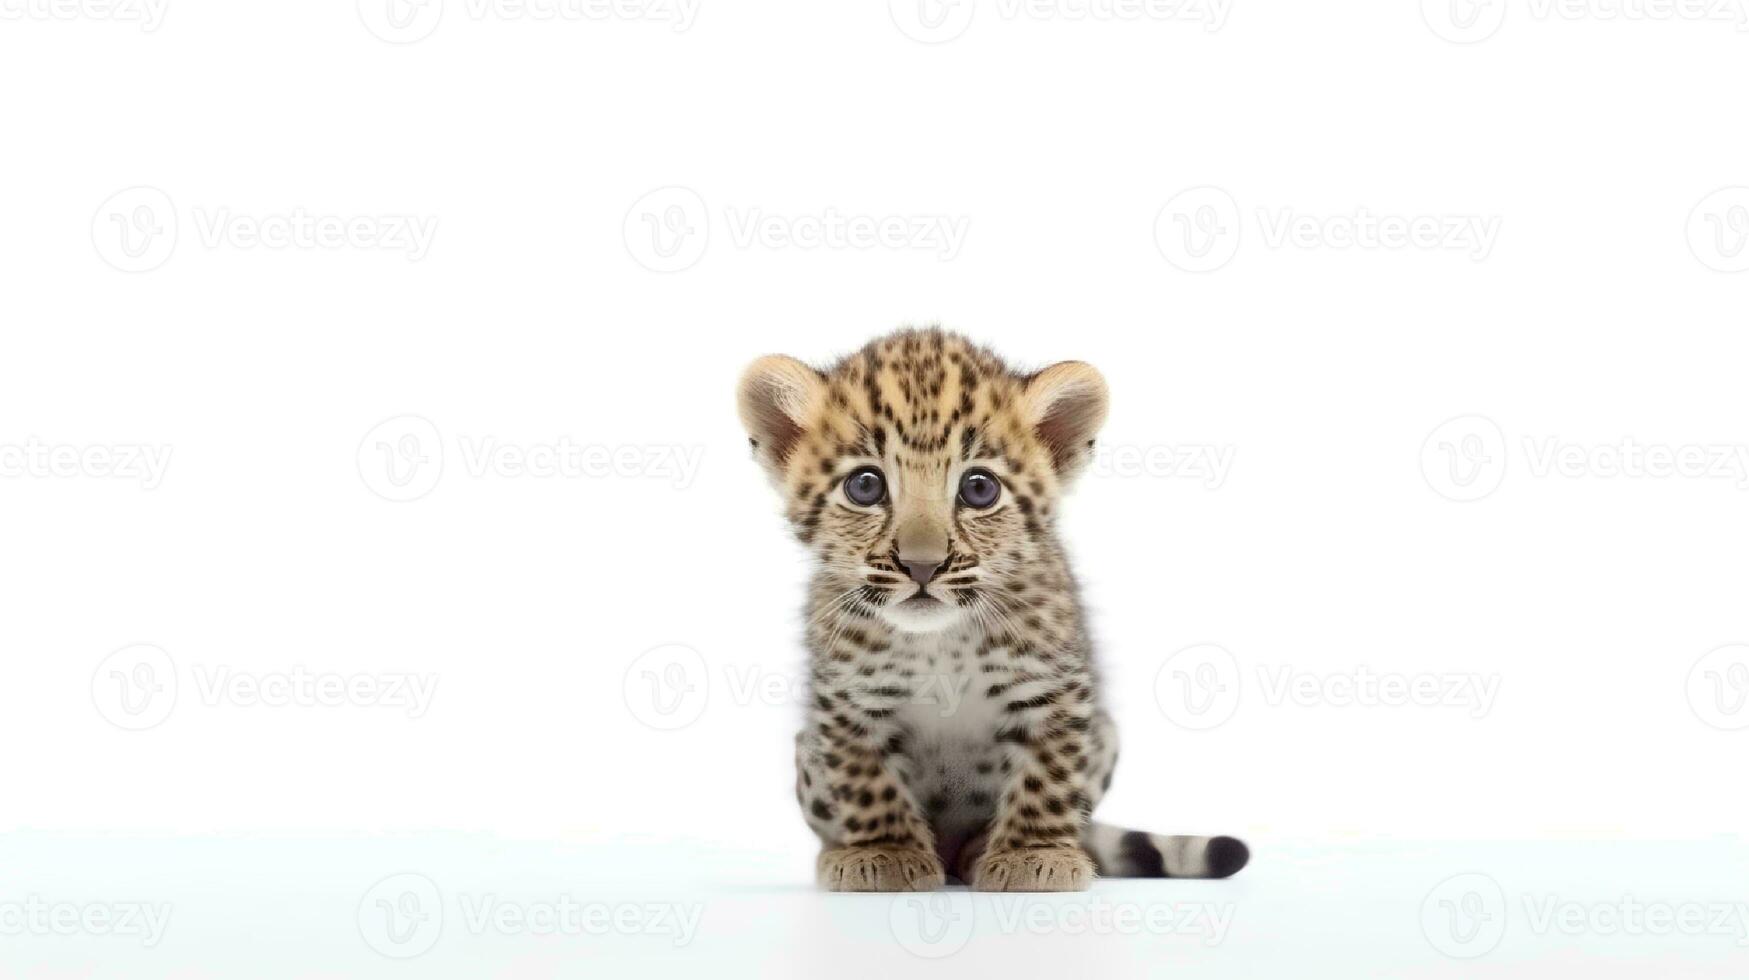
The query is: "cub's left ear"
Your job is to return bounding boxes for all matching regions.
[737,354,827,479]
[1022,361,1109,482]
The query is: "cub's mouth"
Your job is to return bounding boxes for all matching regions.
[879,587,962,633]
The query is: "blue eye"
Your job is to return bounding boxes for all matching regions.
[843,466,887,506]
[958,468,1001,508]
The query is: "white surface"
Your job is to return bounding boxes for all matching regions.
[3,835,1746,977]
[3,2,1748,976]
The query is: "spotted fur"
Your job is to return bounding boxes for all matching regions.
[738,327,1248,892]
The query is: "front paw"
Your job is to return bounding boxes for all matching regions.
[972,847,1094,892]
[818,846,945,892]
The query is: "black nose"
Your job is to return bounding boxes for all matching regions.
[902,559,942,586]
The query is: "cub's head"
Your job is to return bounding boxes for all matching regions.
[737,328,1107,635]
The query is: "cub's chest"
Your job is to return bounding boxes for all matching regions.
[884,636,1007,747]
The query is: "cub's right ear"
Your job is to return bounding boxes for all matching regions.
[737,355,826,477]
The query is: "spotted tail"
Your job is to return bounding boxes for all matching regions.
[1082,823,1250,879]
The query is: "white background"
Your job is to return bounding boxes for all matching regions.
[3,0,1747,975]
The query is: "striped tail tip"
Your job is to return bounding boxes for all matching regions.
[1084,823,1250,879]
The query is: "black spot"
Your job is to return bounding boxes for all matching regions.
[1205,836,1250,879]
[811,800,834,821]
[1120,831,1167,877]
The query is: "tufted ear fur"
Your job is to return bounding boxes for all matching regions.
[737,355,827,478]
[1022,361,1109,482]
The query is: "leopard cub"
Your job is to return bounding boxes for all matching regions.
[737,328,1248,892]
